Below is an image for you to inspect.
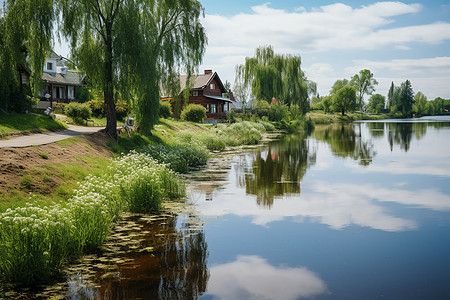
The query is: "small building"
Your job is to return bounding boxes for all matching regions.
[37,51,84,109]
[163,70,235,121]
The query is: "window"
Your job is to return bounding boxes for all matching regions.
[193,90,199,97]
[210,83,215,90]
[47,62,53,71]
[206,104,210,112]
[211,104,217,114]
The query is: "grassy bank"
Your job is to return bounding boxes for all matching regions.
[0,113,67,138]
[0,117,282,287]
[307,110,390,124]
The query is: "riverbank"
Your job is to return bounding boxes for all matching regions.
[306,110,390,124]
[0,117,286,289]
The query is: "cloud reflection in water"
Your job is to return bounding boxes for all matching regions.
[206,255,328,300]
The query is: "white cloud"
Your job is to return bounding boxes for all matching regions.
[207,255,328,300]
[347,57,450,98]
[202,2,446,54]
[349,57,450,76]
[201,2,450,98]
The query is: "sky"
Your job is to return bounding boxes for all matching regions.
[52,0,450,100]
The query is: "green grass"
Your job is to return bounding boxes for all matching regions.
[0,113,67,137]
[64,116,124,127]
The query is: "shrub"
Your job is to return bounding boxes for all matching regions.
[160,101,172,118]
[268,103,289,122]
[142,143,208,173]
[53,103,67,114]
[180,104,206,123]
[65,102,92,122]
[75,86,93,103]
[218,121,266,146]
[290,104,302,119]
[259,121,276,131]
[115,100,129,121]
[86,99,104,117]
[198,132,226,151]
[227,110,236,123]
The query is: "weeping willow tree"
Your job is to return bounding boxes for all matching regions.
[58,0,206,138]
[0,0,55,112]
[236,45,315,114]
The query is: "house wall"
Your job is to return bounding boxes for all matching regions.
[44,59,57,74]
[203,78,222,96]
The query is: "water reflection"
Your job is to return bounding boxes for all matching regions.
[314,124,376,166]
[206,255,328,300]
[62,212,209,299]
[238,132,316,208]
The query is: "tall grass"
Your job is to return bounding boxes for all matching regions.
[0,151,184,286]
[216,121,268,146]
[141,143,208,173]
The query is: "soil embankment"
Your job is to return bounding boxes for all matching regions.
[0,133,113,205]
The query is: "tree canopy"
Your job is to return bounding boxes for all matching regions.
[0,0,55,112]
[413,92,427,117]
[368,93,385,114]
[390,80,414,118]
[333,85,357,116]
[236,45,315,114]
[58,0,207,137]
[350,69,378,110]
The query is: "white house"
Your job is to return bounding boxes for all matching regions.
[37,51,84,109]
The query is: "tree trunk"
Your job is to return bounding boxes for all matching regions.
[104,22,117,140]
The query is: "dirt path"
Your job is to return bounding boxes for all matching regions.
[0,124,104,148]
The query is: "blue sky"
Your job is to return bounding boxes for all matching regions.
[51,0,450,100]
[196,0,450,100]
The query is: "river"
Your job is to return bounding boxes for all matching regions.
[19,117,450,299]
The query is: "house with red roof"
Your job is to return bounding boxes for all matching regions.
[162,70,238,121]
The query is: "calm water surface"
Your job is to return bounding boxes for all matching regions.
[26,118,450,299]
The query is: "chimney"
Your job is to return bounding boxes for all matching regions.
[204,69,212,75]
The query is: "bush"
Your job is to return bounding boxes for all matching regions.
[75,86,93,103]
[142,143,208,173]
[53,103,67,114]
[181,104,206,123]
[268,103,289,122]
[227,110,236,123]
[115,100,129,121]
[65,102,92,122]
[290,104,302,119]
[86,99,104,117]
[160,101,172,118]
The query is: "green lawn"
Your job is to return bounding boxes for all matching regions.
[0,113,67,137]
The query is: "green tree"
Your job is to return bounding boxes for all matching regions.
[322,95,332,114]
[333,86,357,116]
[350,69,378,110]
[413,91,427,117]
[387,81,395,111]
[330,79,349,96]
[368,93,385,114]
[0,0,55,112]
[398,80,414,117]
[389,80,414,118]
[238,45,312,114]
[59,0,207,138]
